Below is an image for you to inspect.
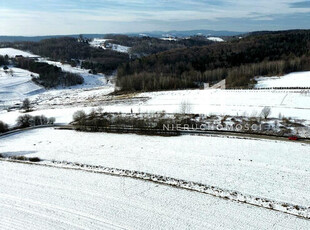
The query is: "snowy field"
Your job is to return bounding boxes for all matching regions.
[89,38,130,53]
[0,47,113,111]
[1,88,310,126]
[1,47,310,126]
[1,128,309,207]
[1,47,310,228]
[139,89,310,119]
[207,37,224,42]
[1,161,308,230]
[256,71,310,88]
[0,67,43,106]
[0,48,40,58]
[0,47,111,90]
[39,59,110,88]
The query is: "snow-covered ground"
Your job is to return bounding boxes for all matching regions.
[88,38,109,47]
[1,88,310,126]
[139,89,310,119]
[1,47,310,228]
[1,161,308,230]
[0,48,40,58]
[38,58,110,88]
[0,67,43,106]
[256,71,310,88]
[207,37,225,42]
[1,128,309,207]
[160,37,177,41]
[1,47,310,126]
[0,47,114,111]
[89,38,130,53]
[0,47,111,90]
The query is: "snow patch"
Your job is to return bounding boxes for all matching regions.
[207,37,224,42]
[0,67,43,105]
[255,71,310,88]
[89,38,130,53]
[0,48,40,58]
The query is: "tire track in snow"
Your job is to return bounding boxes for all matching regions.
[280,93,289,105]
[0,192,127,230]
[1,157,310,220]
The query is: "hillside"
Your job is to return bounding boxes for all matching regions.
[116,30,310,91]
[3,37,130,75]
[0,30,243,42]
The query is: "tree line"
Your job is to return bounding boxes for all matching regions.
[17,58,84,88]
[104,34,214,57]
[116,30,310,91]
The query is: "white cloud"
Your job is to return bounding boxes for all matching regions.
[1,0,310,35]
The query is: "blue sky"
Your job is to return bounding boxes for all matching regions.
[1,0,310,35]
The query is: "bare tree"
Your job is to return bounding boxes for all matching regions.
[48,117,56,124]
[96,107,103,114]
[22,98,31,111]
[73,110,87,123]
[17,114,33,128]
[179,100,192,114]
[261,106,271,119]
[0,120,9,133]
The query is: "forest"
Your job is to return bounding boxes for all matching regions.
[3,30,310,91]
[10,37,129,74]
[105,34,214,56]
[117,30,310,91]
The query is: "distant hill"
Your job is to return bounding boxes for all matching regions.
[0,35,104,42]
[0,30,245,42]
[128,29,244,38]
[116,29,310,91]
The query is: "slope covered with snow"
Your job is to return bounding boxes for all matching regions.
[0,48,114,111]
[0,67,43,105]
[39,59,110,88]
[255,71,310,88]
[207,37,224,42]
[0,47,112,89]
[0,47,39,58]
[89,38,130,53]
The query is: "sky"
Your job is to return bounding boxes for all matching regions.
[1,0,310,36]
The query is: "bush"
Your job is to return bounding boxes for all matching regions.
[16,114,33,128]
[73,110,87,123]
[16,114,55,128]
[22,98,31,111]
[48,117,56,124]
[0,120,9,133]
[261,107,272,119]
[11,156,41,162]
[28,157,41,162]
[179,100,192,114]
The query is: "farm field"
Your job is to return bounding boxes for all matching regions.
[1,47,310,229]
[1,128,309,207]
[1,87,310,126]
[1,48,310,126]
[1,161,309,230]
